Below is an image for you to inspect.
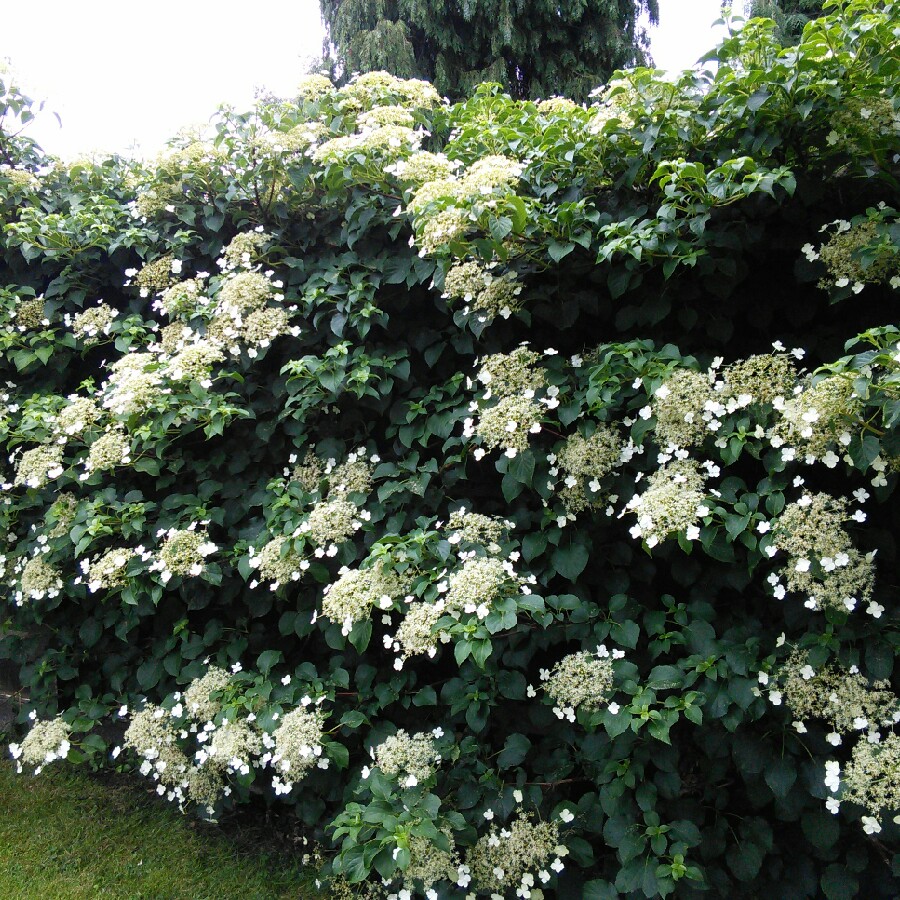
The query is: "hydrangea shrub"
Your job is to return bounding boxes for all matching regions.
[2,3,900,897]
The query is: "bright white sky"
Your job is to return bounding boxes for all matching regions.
[1,0,729,159]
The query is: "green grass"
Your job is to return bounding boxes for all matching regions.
[0,760,315,899]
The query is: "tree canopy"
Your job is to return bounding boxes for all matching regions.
[746,0,827,42]
[319,0,659,102]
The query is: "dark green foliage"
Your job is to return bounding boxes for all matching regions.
[319,0,659,101]
[2,2,900,897]
[747,0,828,42]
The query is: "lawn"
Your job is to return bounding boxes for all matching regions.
[0,760,315,899]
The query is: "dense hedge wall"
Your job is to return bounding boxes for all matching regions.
[2,3,900,897]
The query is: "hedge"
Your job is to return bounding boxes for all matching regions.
[2,2,900,897]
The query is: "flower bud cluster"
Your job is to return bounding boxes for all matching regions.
[167,341,224,383]
[55,395,101,439]
[651,369,716,448]
[271,706,327,791]
[9,717,71,774]
[770,493,875,614]
[86,430,131,473]
[102,353,167,416]
[296,74,335,102]
[19,554,64,602]
[14,444,64,488]
[443,261,524,321]
[222,229,270,271]
[466,346,554,457]
[773,375,860,460]
[183,666,232,720]
[153,525,216,582]
[402,830,461,892]
[132,254,177,297]
[816,218,899,292]
[545,649,616,717]
[373,729,439,784]
[83,547,135,592]
[387,150,456,185]
[123,667,332,811]
[777,651,899,738]
[322,563,409,634]
[556,426,624,512]
[840,733,900,831]
[446,509,511,549]
[11,297,48,331]
[156,277,209,318]
[301,497,360,548]
[249,537,308,588]
[124,703,223,810]
[67,303,117,345]
[625,459,707,547]
[465,812,563,897]
[340,71,440,111]
[722,353,798,407]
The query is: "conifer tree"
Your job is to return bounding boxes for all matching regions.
[318,0,659,102]
[745,0,826,42]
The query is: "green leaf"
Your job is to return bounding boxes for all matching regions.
[820,865,859,900]
[522,531,547,562]
[340,710,368,729]
[327,741,350,769]
[583,880,619,900]
[256,649,283,675]
[764,756,796,799]
[78,618,102,648]
[136,659,161,690]
[497,733,531,768]
[551,542,589,581]
[549,241,575,262]
[802,809,839,852]
[648,665,682,689]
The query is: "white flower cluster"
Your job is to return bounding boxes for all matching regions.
[768,492,876,615]
[765,652,900,832]
[150,524,217,583]
[446,508,512,552]
[465,811,565,898]
[206,269,297,356]
[442,260,524,321]
[322,563,409,635]
[221,228,271,271]
[77,546,137,592]
[775,652,899,739]
[545,648,620,720]
[155,277,210,319]
[84,429,131,474]
[249,536,308,589]
[13,444,64,488]
[16,554,63,604]
[101,353,167,417]
[773,375,860,461]
[9,716,71,774]
[406,154,523,255]
[66,302,117,345]
[123,668,332,810]
[624,459,708,547]
[555,426,624,513]
[465,346,559,458]
[10,296,48,331]
[389,552,530,667]
[270,706,328,795]
[812,216,900,293]
[372,729,440,786]
[54,395,101,440]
